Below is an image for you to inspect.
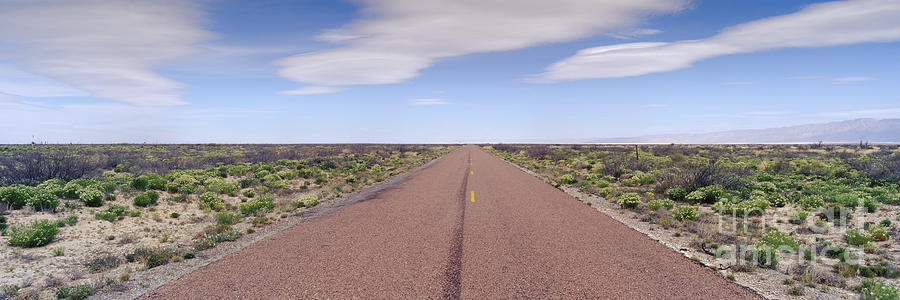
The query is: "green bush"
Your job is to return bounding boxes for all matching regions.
[648,199,674,211]
[617,193,640,209]
[684,190,706,204]
[798,195,825,210]
[6,220,59,248]
[869,225,890,242]
[27,190,60,212]
[78,188,104,207]
[215,211,242,225]
[758,230,799,251]
[56,284,93,300]
[126,247,175,269]
[863,198,879,213]
[145,174,168,190]
[130,176,149,190]
[861,279,899,300]
[240,196,274,215]
[95,211,118,222]
[672,206,697,222]
[38,179,66,198]
[559,174,577,185]
[666,187,687,201]
[846,228,871,246]
[133,190,159,207]
[0,185,32,210]
[241,188,256,198]
[746,244,778,269]
[199,192,223,211]
[54,215,78,227]
[296,193,319,208]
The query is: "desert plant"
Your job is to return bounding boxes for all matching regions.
[618,193,640,209]
[199,192,224,211]
[296,193,319,208]
[672,206,697,222]
[56,284,93,300]
[51,245,65,256]
[869,225,890,242]
[0,185,31,210]
[27,189,60,212]
[133,190,159,207]
[846,228,871,246]
[7,219,59,248]
[666,186,688,201]
[78,188,104,207]
[215,211,242,225]
[239,196,274,215]
[860,279,899,300]
[241,188,256,198]
[558,174,576,185]
[648,199,675,211]
[86,254,120,273]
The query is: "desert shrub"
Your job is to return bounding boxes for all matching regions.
[199,192,223,211]
[818,204,853,225]
[94,211,118,222]
[195,230,242,251]
[207,179,239,196]
[241,188,256,198]
[263,174,284,188]
[881,219,893,227]
[27,190,60,212]
[145,174,167,190]
[859,265,900,279]
[133,190,159,207]
[860,279,899,300]
[558,174,577,185]
[56,284,93,300]
[758,230,799,251]
[240,196,274,215]
[298,168,316,178]
[130,176,148,190]
[215,211,241,225]
[666,186,688,201]
[86,254,120,273]
[38,179,66,197]
[672,206,697,222]
[745,244,778,269]
[126,247,175,269]
[766,193,789,207]
[296,193,319,208]
[648,199,674,211]
[713,198,770,216]
[863,198,879,213]
[846,228,871,246]
[0,185,32,210]
[798,195,825,210]
[6,220,59,248]
[618,193,640,209]
[869,225,890,242]
[54,215,78,227]
[78,188,104,207]
[684,190,706,204]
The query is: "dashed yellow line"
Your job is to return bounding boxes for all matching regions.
[470,190,475,202]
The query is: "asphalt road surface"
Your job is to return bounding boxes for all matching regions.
[145,146,759,299]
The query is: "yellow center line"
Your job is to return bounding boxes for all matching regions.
[470,190,475,202]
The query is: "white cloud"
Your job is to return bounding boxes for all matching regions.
[536,0,900,81]
[0,0,214,105]
[831,76,876,84]
[607,28,664,40]
[411,98,451,106]
[279,86,346,96]
[275,0,689,94]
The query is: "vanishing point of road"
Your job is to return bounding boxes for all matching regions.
[145,146,759,299]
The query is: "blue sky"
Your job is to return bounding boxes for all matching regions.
[0,0,898,143]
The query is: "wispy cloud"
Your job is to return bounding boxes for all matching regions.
[411,98,451,106]
[607,28,663,40]
[279,86,345,96]
[535,0,900,81]
[641,103,668,108]
[820,107,900,117]
[831,76,877,84]
[0,0,214,105]
[275,0,689,94]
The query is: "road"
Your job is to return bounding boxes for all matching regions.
[145,146,759,299]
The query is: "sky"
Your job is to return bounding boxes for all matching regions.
[0,0,899,143]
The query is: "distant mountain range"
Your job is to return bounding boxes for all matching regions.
[590,118,900,143]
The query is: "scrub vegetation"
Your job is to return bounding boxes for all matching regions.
[487,143,900,299]
[0,144,454,298]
